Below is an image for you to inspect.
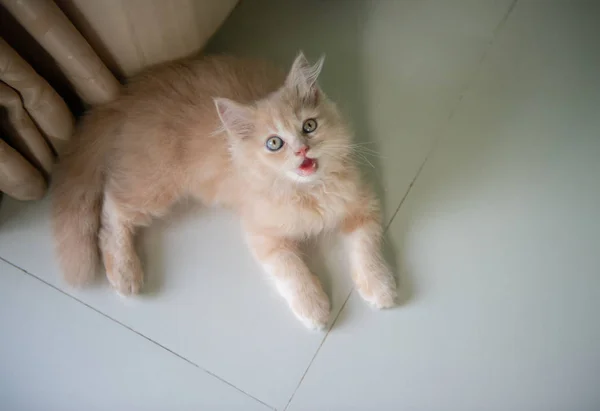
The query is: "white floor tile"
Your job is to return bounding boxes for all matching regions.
[288,1,600,410]
[0,259,271,411]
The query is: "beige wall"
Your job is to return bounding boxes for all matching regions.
[56,0,238,78]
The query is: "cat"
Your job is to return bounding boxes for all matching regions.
[52,52,397,330]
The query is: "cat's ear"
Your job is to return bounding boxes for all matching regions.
[214,97,254,138]
[285,51,325,103]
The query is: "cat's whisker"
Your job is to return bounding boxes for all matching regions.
[349,146,385,159]
[320,152,374,169]
[318,143,384,159]
[352,153,375,169]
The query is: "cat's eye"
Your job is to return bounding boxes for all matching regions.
[266,136,284,151]
[302,118,318,134]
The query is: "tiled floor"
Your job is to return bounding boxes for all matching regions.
[1,1,599,410]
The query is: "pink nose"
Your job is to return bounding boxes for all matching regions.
[295,145,309,157]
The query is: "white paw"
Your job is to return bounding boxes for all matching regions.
[355,268,397,309]
[106,257,144,296]
[110,272,143,296]
[288,281,331,330]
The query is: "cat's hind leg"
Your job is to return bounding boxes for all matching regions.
[99,191,146,295]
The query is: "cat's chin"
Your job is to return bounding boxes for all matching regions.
[285,170,320,184]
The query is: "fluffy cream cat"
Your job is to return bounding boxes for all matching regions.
[52,52,397,329]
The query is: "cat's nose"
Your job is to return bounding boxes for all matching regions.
[295,145,309,157]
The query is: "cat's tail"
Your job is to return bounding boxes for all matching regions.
[52,108,119,286]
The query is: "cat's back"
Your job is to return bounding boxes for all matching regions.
[122,55,285,109]
[95,55,285,206]
[104,54,285,154]
[104,55,285,171]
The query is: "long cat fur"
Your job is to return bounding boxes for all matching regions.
[52,53,396,329]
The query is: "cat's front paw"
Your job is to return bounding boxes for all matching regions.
[354,266,397,309]
[288,278,331,330]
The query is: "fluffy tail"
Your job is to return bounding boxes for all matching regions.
[52,108,119,286]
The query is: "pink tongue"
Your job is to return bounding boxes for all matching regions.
[300,158,315,170]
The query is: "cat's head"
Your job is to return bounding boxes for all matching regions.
[215,52,352,185]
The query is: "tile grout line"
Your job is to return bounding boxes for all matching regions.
[283,177,406,411]
[283,198,400,411]
[0,256,276,411]
[385,0,519,229]
[283,191,405,411]
[283,2,520,409]
[282,285,354,411]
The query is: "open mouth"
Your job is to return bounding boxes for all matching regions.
[297,157,318,176]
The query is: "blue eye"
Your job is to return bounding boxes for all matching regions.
[266,136,284,151]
